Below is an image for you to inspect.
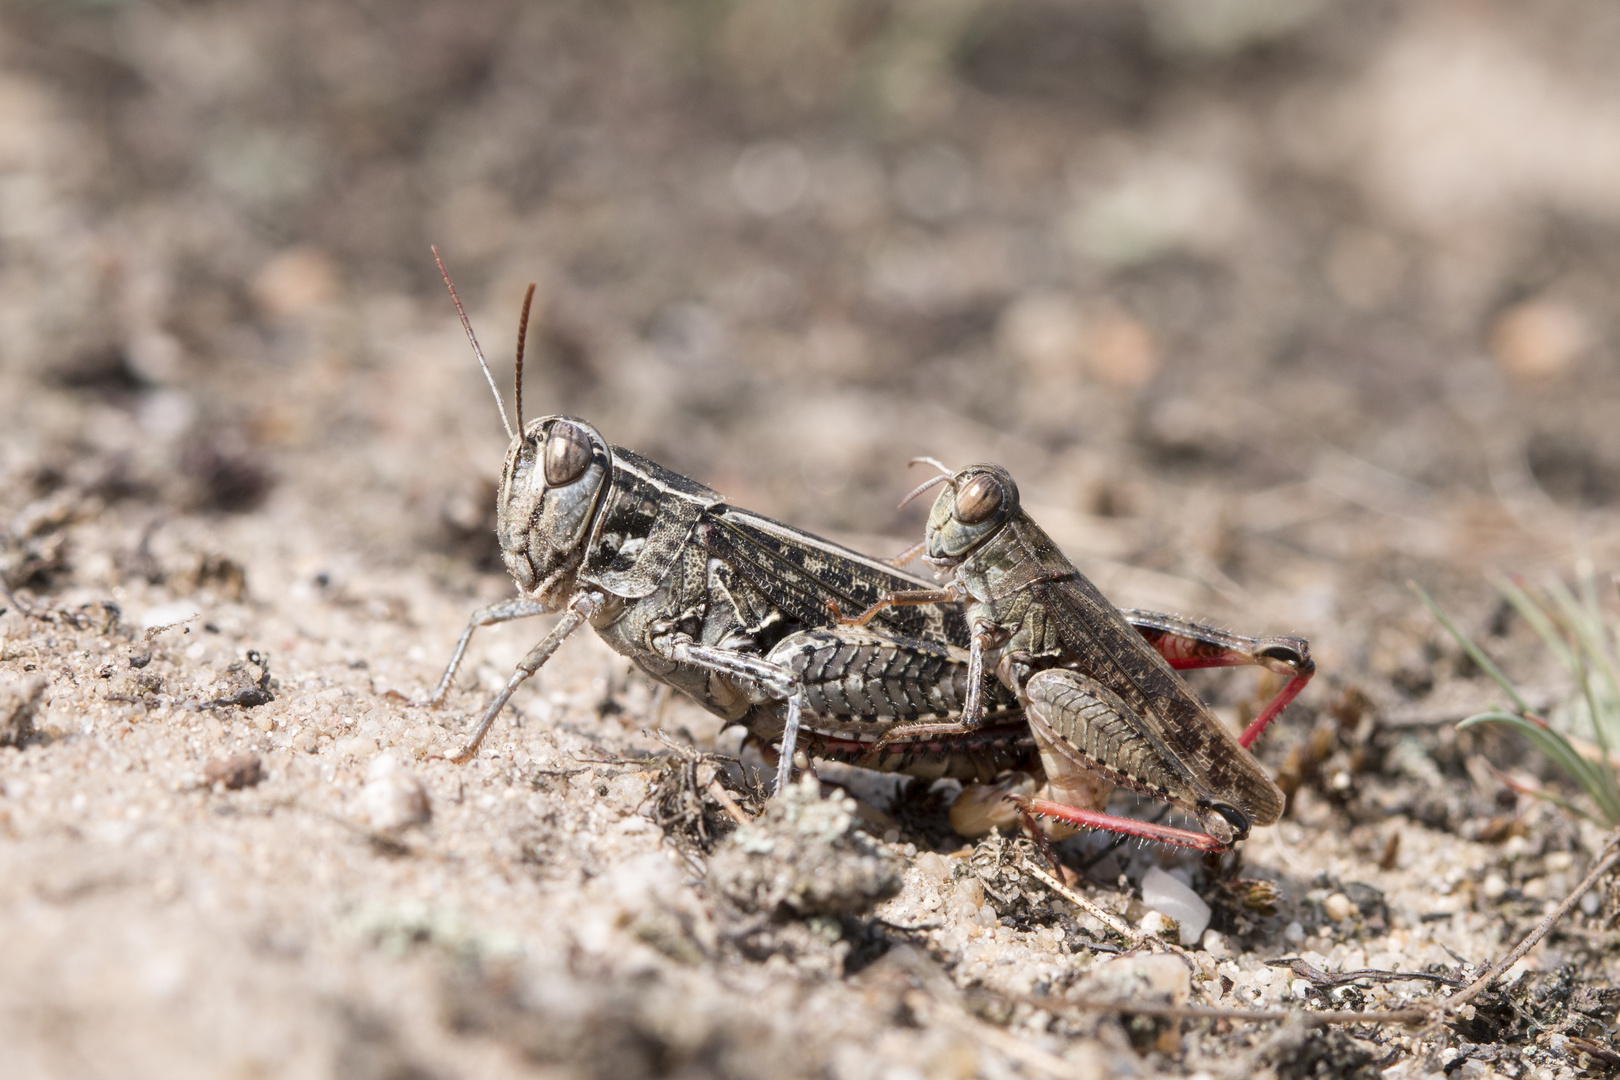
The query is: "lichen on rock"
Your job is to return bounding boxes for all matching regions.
[707,775,902,920]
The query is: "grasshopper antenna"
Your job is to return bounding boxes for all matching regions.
[897,457,954,511]
[515,283,536,434]
[432,244,515,441]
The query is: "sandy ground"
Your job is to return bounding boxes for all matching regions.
[3,1,1620,1077]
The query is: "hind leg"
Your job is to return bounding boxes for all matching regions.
[1123,610,1314,748]
[1009,668,1254,853]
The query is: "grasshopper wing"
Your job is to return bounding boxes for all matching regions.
[701,507,969,646]
[1031,575,1284,828]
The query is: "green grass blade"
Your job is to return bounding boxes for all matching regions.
[1545,579,1620,753]
[1574,571,1620,753]
[1511,781,1599,825]
[1459,712,1620,825]
[1568,654,1620,799]
[1490,573,1574,673]
[1413,583,1531,715]
[1458,712,1586,780]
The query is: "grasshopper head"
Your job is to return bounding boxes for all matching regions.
[924,464,1020,566]
[497,415,612,607]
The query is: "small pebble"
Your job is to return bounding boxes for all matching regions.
[1085,952,1190,1004]
[0,672,48,747]
[203,752,263,790]
[359,753,431,832]
[1323,892,1354,922]
[1141,866,1211,945]
[914,851,949,884]
[1284,921,1305,944]
[1491,297,1589,380]
[1482,873,1508,900]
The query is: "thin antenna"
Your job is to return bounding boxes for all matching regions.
[897,473,951,511]
[515,283,536,434]
[431,244,515,441]
[896,456,954,510]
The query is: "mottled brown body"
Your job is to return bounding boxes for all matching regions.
[425,412,1030,794]
[847,463,1313,850]
[956,499,1284,841]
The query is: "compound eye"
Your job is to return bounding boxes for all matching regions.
[952,473,1003,524]
[543,422,592,486]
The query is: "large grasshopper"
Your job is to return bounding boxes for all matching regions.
[840,462,1314,851]
[417,254,1030,793]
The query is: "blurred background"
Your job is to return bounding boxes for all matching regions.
[3,0,1620,695]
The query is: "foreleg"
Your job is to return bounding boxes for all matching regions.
[414,597,551,708]
[1122,609,1314,748]
[446,592,599,763]
[883,539,927,568]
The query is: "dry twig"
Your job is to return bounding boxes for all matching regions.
[1025,994,1430,1028]
[1021,858,1168,953]
[1441,826,1620,1013]
[706,778,752,826]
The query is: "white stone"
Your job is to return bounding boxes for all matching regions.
[1139,910,1175,940]
[1324,892,1355,921]
[140,601,200,631]
[1086,952,1191,1004]
[1141,866,1211,946]
[359,753,431,832]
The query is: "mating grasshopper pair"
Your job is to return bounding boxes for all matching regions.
[417,258,1313,852]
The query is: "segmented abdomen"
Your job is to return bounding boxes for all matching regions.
[770,627,1015,736]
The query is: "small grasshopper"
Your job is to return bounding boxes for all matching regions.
[416,251,1013,794]
[839,461,1314,851]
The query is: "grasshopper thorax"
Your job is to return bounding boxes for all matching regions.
[924,464,1021,566]
[497,415,613,607]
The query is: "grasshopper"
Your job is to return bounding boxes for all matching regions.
[416,252,1026,794]
[839,461,1314,851]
